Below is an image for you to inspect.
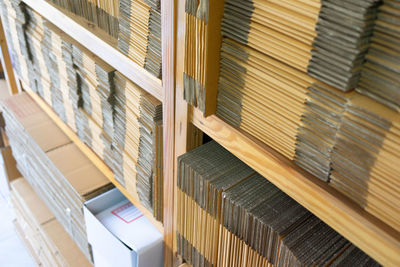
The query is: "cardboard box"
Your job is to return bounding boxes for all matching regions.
[10,178,92,267]
[84,188,163,267]
[2,93,71,153]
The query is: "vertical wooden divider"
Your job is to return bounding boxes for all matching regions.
[162,0,177,265]
[174,0,204,265]
[0,16,19,95]
[173,0,189,263]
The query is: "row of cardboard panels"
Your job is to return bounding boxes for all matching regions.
[182,0,400,238]
[0,0,164,222]
[32,0,162,79]
[0,92,164,267]
[0,91,384,267]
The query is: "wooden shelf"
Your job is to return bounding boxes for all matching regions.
[21,0,163,102]
[21,81,164,234]
[190,107,400,266]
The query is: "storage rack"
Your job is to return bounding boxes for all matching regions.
[0,0,398,266]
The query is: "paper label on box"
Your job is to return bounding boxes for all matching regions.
[111,202,143,224]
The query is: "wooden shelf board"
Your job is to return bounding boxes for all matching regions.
[22,0,163,102]
[190,107,400,267]
[23,84,163,233]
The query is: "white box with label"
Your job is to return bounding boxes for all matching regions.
[84,188,163,267]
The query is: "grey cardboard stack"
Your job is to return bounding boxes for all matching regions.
[46,0,119,38]
[0,0,30,83]
[23,7,69,122]
[294,83,352,181]
[71,40,115,164]
[42,23,78,131]
[1,3,164,222]
[11,178,92,267]
[214,0,381,168]
[177,141,380,267]
[118,0,162,78]
[330,93,400,233]
[307,0,381,91]
[357,0,400,111]
[2,93,113,261]
[113,71,163,221]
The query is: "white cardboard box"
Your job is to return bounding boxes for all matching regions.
[84,188,163,267]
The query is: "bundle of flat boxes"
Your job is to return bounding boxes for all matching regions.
[2,93,163,266]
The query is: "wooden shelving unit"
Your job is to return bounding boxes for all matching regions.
[189,107,400,266]
[0,0,399,266]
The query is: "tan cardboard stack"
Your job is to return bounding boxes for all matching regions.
[1,1,165,222]
[0,0,30,83]
[2,93,113,261]
[113,71,163,220]
[11,178,92,267]
[357,0,400,111]
[118,0,162,78]
[179,0,400,235]
[330,93,400,233]
[71,39,115,165]
[215,0,380,164]
[47,0,119,38]
[177,141,380,267]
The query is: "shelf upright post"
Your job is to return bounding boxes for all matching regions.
[0,16,19,95]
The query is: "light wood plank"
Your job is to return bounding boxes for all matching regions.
[162,0,176,265]
[22,82,163,234]
[0,16,18,95]
[190,107,400,267]
[174,0,189,257]
[22,0,163,102]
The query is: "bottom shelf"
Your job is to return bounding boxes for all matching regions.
[190,107,400,266]
[23,83,164,233]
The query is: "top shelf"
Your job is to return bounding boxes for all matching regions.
[190,107,400,267]
[22,0,163,102]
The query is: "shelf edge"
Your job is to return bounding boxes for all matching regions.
[22,0,163,102]
[190,107,400,267]
[23,84,164,234]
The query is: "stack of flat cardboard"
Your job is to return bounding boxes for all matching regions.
[294,83,352,181]
[118,0,162,78]
[330,93,400,233]
[357,0,400,111]
[47,0,119,38]
[113,71,163,220]
[0,0,30,83]
[43,23,78,132]
[11,178,92,267]
[177,141,379,267]
[71,40,115,163]
[1,3,165,222]
[2,93,113,261]
[214,0,381,163]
